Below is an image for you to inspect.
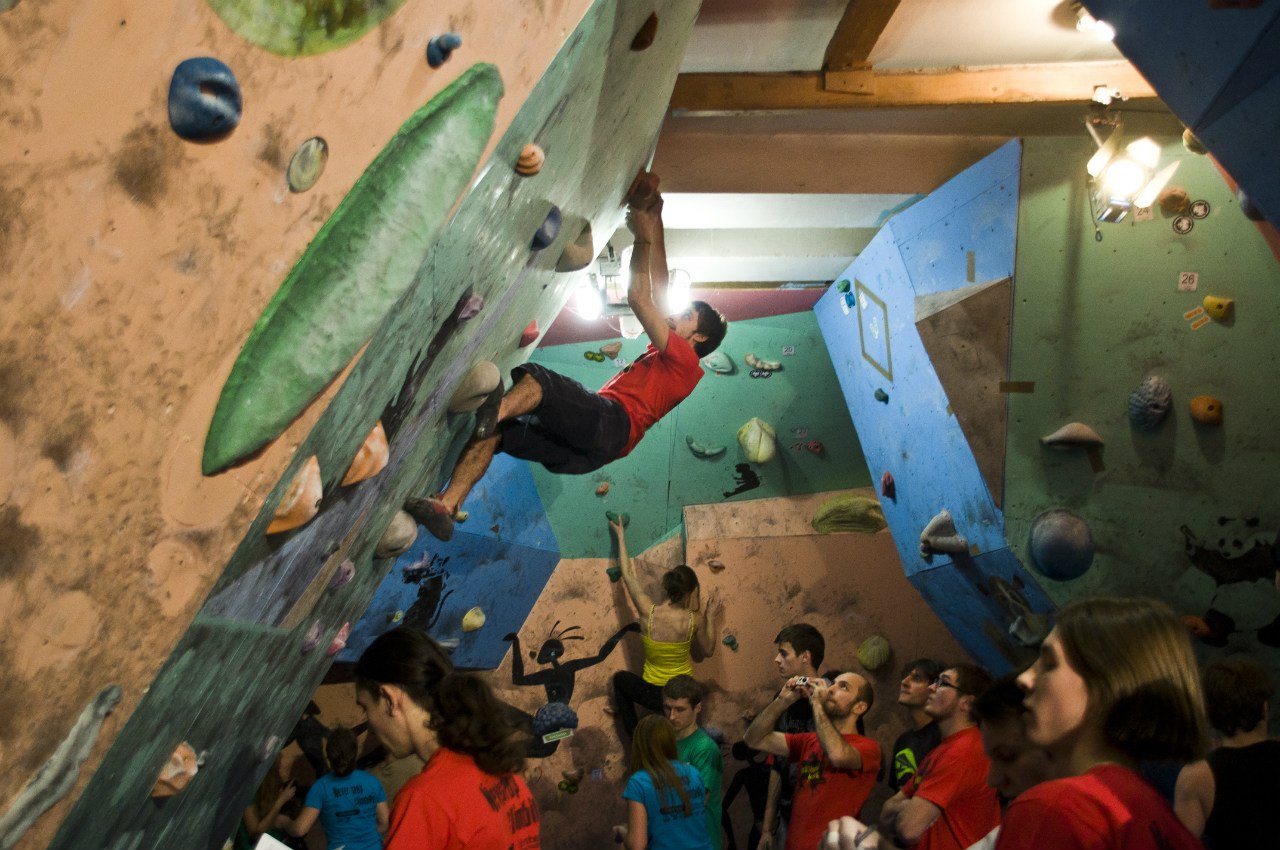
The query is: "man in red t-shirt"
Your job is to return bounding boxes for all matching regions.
[410,175,727,540]
[880,664,1000,850]
[744,671,882,850]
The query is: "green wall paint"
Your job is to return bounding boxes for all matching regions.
[530,311,873,558]
[1005,137,1280,642]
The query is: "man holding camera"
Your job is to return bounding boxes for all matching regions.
[744,673,881,850]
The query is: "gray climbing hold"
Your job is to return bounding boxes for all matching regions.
[1028,509,1095,581]
[168,57,242,141]
[287,137,328,193]
[532,205,562,250]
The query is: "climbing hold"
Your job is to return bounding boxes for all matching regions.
[301,620,324,653]
[874,388,889,403]
[596,481,610,496]
[328,559,356,591]
[152,742,199,798]
[563,768,584,784]
[531,205,562,250]
[516,143,545,176]
[584,349,606,362]
[449,361,501,413]
[267,456,323,534]
[631,12,659,50]
[744,352,781,372]
[1040,422,1104,449]
[600,341,624,360]
[1128,375,1172,431]
[557,222,595,272]
[625,170,660,206]
[804,440,825,455]
[257,735,282,763]
[737,417,777,463]
[327,622,350,657]
[1202,295,1233,321]
[811,494,886,534]
[341,421,389,486]
[1158,186,1190,217]
[426,32,462,68]
[919,509,968,557]
[462,606,486,632]
[532,702,579,739]
[1181,614,1212,639]
[455,510,469,523]
[375,511,418,559]
[1237,188,1265,221]
[168,57,242,141]
[286,137,328,193]
[700,350,735,374]
[388,610,405,624]
[686,435,727,458]
[722,634,739,651]
[708,559,726,573]
[605,510,630,527]
[880,471,896,500]
[1189,395,1223,426]
[519,320,540,347]
[200,64,503,474]
[856,635,891,671]
[836,279,851,293]
[1028,509,1094,581]
[1182,128,1207,155]
[606,566,622,583]
[454,292,486,321]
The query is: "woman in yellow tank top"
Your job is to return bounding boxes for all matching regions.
[609,516,723,738]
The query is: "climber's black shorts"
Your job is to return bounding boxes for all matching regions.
[499,363,631,474]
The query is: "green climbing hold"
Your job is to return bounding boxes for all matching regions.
[202,64,503,474]
[686,435,726,458]
[606,566,622,583]
[811,494,887,534]
[206,0,409,56]
[837,279,851,293]
[874,388,889,403]
[605,511,630,527]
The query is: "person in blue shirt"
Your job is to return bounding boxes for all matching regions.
[623,714,713,850]
[282,726,389,850]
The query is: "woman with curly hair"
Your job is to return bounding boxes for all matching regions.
[623,714,712,850]
[355,627,539,850]
[996,596,1208,850]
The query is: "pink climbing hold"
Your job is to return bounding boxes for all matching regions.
[327,622,351,657]
[520,320,539,347]
[881,470,896,500]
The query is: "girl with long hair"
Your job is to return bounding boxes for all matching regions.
[996,596,1208,850]
[623,715,713,850]
[354,626,540,850]
[610,516,724,737]
[279,726,388,850]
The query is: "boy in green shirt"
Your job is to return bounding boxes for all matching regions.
[664,675,724,850]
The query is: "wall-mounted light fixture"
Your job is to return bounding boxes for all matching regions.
[1085,116,1179,223]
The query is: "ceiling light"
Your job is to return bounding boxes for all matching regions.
[667,268,693,315]
[573,276,604,320]
[1085,117,1179,224]
[1073,4,1115,41]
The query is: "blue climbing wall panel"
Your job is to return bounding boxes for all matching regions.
[815,140,1055,672]
[339,454,559,670]
[1082,0,1280,225]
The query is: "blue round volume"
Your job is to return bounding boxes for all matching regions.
[168,57,242,141]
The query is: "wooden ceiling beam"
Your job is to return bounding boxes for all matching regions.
[822,0,901,94]
[671,62,1158,112]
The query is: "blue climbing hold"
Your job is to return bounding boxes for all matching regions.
[426,32,462,68]
[168,57,242,141]
[531,205,562,250]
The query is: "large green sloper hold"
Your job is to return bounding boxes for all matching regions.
[202,64,503,475]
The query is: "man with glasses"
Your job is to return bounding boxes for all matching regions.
[409,174,728,540]
[879,664,999,850]
[888,658,944,792]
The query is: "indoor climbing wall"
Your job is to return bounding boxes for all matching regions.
[815,141,1056,673]
[1004,136,1280,680]
[1082,0,1280,228]
[0,1,704,848]
[314,489,965,850]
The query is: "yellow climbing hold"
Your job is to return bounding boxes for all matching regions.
[1202,295,1233,321]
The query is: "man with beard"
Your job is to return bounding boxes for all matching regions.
[744,672,880,850]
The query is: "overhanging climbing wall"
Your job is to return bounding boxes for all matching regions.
[815,141,1055,672]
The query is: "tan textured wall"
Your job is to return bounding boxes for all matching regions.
[0,1,592,844]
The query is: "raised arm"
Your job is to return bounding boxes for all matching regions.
[807,681,862,770]
[694,588,723,658]
[612,517,653,614]
[743,679,805,757]
[625,191,672,352]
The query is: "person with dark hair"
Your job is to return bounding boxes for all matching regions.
[880,663,999,850]
[1174,654,1278,849]
[663,675,724,850]
[410,175,728,542]
[611,516,723,738]
[354,626,540,850]
[745,671,880,850]
[889,658,944,792]
[995,597,1207,850]
[234,755,306,850]
[965,674,1054,850]
[279,727,388,850]
[624,714,713,850]
[761,623,825,848]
